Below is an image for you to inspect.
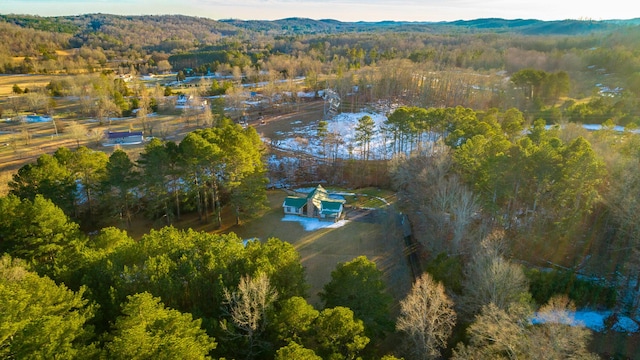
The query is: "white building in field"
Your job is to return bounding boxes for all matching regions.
[283,185,345,222]
[103,131,144,146]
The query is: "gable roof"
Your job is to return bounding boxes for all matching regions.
[321,201,343,212]
[284,185,346,214]
[307,184,331,209]
[307,184,345,211]
[283,196,307,208]
[320,201,343,216]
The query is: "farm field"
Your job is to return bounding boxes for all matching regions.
[0,74,67,96]
[0,114,168,194]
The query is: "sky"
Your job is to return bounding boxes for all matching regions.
[1,0,639,22]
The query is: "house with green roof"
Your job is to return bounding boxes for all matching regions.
[282,184,346,221]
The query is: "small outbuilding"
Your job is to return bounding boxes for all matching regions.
[103,131,144,146]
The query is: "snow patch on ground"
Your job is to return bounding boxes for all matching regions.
[612,314,640,332]
[281,215,349,231]
[532,310,640,333]
[242,238,259,247]
[267,111,393,160]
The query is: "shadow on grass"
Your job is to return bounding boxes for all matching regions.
[223,190,410,307]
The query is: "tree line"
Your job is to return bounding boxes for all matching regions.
[4,14,640,123]
[0,195,603,359]
[8,120,266,230]
[390,103,638,317]
[3,101,631,358]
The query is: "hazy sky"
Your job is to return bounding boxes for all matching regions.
[1,0,638,22]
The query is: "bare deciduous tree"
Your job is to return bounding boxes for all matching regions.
[460,231,529,316]
[453,302,532,360]
[222,273,278,359]
[136,91,151,135]
[391,150,479,255]
[453,296,599,360]
[604,155,640,308]
[24,91,51,114]
[66,121,87,148]
[225,85,248,121]
[95,95,121,126]
[7,95,24,116]
[396,272,456,360]
[432,175,479,253]
[528,295,599,360]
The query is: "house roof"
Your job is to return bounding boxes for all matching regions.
[306,184,344,209]
[283,197,307,208]
[321,201,343,212]
[305,184,328,200]
[284,185,345,214]
[107,131,143,139]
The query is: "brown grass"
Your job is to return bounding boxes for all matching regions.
[0,109,200,176]
[0,74,65,96]
[0,97,413,309]
[0,118,110,172]
[249,100,324,141]
[119,189,411,308]
[221,190,412,308]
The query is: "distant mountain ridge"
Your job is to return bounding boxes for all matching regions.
[2,13,639,37]
[220,16,640,35]
[1,13,639,59]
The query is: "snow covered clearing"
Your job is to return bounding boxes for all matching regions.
[267,111,393,160]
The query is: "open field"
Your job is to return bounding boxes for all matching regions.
[0,74,66,96]
[223,190,412,308]
[1,88,407,320]
[0,117,136,173]
[0,96,326,194]
[248,99,325,140]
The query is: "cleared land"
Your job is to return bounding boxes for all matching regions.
[0,81,413,312]
[223,190,412,308]
[137,189,411,309]
[0,74,67,97]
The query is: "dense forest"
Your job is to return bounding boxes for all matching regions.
[3,14,640,123]
[2,13,640,359]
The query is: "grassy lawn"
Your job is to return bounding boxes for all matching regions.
[223,190,411,308]
[340,187,396,209]
[0,90,412,311]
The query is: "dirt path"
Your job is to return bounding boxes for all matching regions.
[249,100,324,140]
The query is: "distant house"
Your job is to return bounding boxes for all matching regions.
[283,185,346,221]
[176,94,191,106]
[103,131,144,146]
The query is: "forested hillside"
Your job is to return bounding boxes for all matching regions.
[222,16,639,35]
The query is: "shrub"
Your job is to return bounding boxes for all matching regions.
[526,269,616,308]
[425,253,464,294]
